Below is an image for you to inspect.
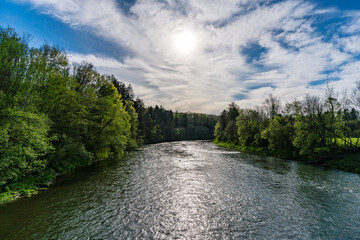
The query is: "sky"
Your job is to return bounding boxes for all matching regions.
[1,0,360,114]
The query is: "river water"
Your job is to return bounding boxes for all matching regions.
[0,141,360,239]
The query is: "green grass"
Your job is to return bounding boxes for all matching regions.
[332,138,360,147]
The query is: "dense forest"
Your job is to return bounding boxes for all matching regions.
[214,85,360,171]
[0,27,216,200]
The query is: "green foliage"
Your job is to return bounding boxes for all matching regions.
[0,169,55,204]
[0,27,28,103]
[314,147,331,154]
[292,116,321,155]
[237,109,268,147]
[124,100,141,148]
[326,153,360,173]
[214,103,241,142]
[261,116,294,152]
[225,120,237,142]
[214,122,224,141]
[50,141,93,172]
[0,28,138,197]
[0,108,53,186]
[141,106,216,143]
[216,86,360,164]
[87,80,132,159]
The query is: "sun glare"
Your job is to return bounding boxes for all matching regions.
[174,28,196,54]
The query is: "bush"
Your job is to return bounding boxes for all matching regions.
[51,142,94,172]
[314,147,331,155]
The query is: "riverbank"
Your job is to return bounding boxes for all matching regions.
[0,170,56,205]
[214,141,360,174]
[0,143,148,206]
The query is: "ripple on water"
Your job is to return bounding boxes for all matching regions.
[0,141,360,239]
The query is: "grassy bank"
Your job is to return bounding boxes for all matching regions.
[0,170,56,205]
[214,141,268,155]
[213,141,300,160]
[214,141,360,174]
[325,153,360,173]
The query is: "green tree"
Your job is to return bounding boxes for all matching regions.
[0,27,28,104]
[0,108,53,186]
[261,116,294,154]
[237,109,268,146]
[87,79,132,159]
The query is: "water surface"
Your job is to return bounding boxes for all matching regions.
[1,141,360,239]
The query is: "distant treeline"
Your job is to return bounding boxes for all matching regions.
[0,27,215,192]
[215,85,360,160]
[139,105,217,143]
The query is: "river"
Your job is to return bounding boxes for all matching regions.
[0,141,360,239]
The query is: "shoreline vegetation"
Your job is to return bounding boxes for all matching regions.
[214,141,360,174]
[212,87,360,174]
[0,27,216,205]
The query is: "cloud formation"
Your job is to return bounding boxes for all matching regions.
[14,0,360,113]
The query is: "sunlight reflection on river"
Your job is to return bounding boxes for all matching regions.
[0,141,360,239]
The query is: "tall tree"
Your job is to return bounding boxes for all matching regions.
[263,94,281,119]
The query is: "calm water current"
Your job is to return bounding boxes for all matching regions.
[0,141,360,239]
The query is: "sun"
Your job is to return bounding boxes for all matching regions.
[174,28,196,54]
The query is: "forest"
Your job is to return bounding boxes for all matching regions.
[214,85,360,172]
[0,27,216,202]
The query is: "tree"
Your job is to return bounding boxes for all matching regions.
[324,84,339,147]
[293,115,321,155]
[225,120,237,142]
[352,81,360,110]
[0,108,53,186]
[261,116,294,154]
[237,109,268,146]
[228,102,239,121]
[214,110,228,141]
[350,108,358,120]
[263,94,281,119]
[124,100,141,148]
[0,27,28,100]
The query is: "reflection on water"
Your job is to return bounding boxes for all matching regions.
[1,141,360,239]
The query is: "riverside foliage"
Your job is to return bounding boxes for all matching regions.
[0,27,216,197]
[214,90,360,168]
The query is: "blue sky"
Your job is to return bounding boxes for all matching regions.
[1,0,360,113]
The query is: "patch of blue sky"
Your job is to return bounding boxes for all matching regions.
[240,42,268,64]
[312,0,360,41]
[311,14,348,41]
[115,0,137,16]
[309,68,342,86]
[309,78,340,86]
[247,83,276,90]
[0,1,131,59]
[315,0,360,10]
[232,93,248,101]
[276,36,300,52]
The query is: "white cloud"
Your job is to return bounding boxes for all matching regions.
[13,0,360,113]
[341,11,360,34]
[339,35,360,54]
